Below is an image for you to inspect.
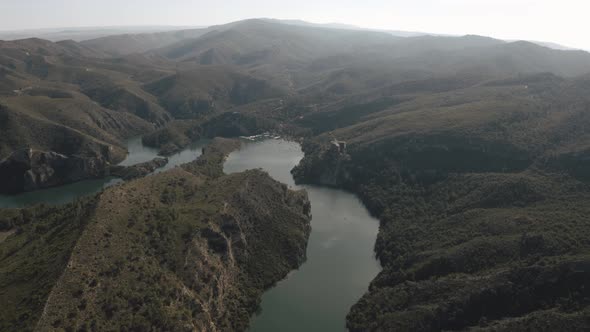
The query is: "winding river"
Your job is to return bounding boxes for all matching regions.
[225,139,381,332]
[0,137,381,332]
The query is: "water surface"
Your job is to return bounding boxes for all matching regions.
[224,139,381,332]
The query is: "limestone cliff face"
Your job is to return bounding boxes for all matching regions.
[0,149,110,194]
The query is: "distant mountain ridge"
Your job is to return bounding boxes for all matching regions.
[0,26,203,42]
[260,18,435,37]
[1,18,581,51]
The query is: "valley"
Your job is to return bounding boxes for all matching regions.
[225,139,380,331]
[1,17,590,331]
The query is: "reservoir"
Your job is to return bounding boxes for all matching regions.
[224,139,381,332]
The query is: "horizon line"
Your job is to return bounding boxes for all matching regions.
[0,18,586,52]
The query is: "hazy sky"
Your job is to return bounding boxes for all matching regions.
[0,0,588,50]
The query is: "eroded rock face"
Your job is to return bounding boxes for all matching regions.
[0,148,172,193]
[0,148,109,194]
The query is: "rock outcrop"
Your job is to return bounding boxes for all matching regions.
[0,148,110,194]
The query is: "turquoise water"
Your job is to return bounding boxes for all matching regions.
[224,139,381,332]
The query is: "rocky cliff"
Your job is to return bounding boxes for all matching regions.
[0,148,172,194]
[0,148,111,194]
[109,157,169,180]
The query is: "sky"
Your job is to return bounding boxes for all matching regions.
[0,0,588,50]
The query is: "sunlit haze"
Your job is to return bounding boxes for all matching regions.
[0,0,588,50]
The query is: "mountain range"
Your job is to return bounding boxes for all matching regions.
[1,18,590,331]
